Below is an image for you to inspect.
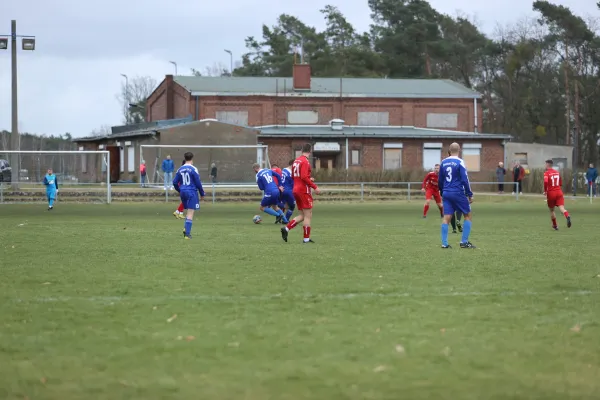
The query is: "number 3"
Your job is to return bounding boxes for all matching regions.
[446,166,452,182]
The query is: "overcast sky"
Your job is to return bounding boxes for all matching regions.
[0,0,595,138]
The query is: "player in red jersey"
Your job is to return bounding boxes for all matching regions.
[173,160,186,219]
[422,164,443,218]
[543,159,571,230]
[270,163,285,223]
[281,143,320,243]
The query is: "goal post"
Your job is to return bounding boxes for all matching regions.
[0,150,111,204]
[139,144,271,188]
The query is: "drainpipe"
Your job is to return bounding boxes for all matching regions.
[473,98,478,133]
[345,137,349,169]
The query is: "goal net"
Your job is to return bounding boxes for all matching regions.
[139,144,271,187]
[0,150,111,204]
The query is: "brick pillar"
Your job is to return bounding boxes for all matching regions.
[166,75,174,119]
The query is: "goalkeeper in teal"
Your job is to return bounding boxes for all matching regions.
[43,168,58,210]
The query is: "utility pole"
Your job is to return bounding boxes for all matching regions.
[0,20,36,189]
[121,74,129,124]
[224,49,233,75]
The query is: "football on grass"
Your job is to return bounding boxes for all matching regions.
[253,215,262,224]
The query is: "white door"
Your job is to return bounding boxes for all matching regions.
[423,148,441,170]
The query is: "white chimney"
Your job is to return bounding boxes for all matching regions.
[330,119,344,131]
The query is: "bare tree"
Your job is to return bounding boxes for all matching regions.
[191,62,231,77]
[116,76,157,124]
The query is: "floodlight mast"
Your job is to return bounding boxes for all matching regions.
[0,20,36,189]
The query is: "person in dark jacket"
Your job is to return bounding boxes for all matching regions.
[496,162,506,193]
[586,163,598,197]
[512,162,524,194]
[209,163,217,183]
[162,154,175,190]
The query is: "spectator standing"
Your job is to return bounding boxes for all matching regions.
[140,161,147,188]
[586,163,598,197]
[512,162,524,195]
[210,163,217,183]
[162,154,175,190]
[496,162,506,193]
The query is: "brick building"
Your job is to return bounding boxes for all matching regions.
[258,121,511,180]
[147,64,483,131]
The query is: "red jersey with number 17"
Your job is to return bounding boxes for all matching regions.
[422,172,439,191]
[292,155,318,194]
[544,168,563,194]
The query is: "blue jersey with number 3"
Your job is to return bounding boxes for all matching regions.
[439,156,473,198]
[173,164,205,196]
[256,168,282,193]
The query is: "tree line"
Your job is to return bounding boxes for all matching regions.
[231,0,600,166]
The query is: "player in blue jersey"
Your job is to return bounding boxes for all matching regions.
[173,152,205,239]
[438,143,475,249]
[280,159,296,222]
[253,163,288,224]
[43,168,58,210]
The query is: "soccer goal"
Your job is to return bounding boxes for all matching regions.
[0,150,111,204]
[139,144,271,188]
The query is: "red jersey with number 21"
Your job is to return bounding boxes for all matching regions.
[544,169,562,194]
[292,156,318,194]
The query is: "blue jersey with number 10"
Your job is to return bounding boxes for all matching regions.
[439,156,473,198]
[256,168,281,193]
[173,164,205,196]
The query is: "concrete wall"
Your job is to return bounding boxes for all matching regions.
[505,142,573,170]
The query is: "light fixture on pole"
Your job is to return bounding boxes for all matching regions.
[224,49,233,76]
[169,61,177,75]
[1,20,36,189]
[121,74,129,124]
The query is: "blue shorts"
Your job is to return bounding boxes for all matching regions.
[260,190,280,207]
[281,190,295,207]
[442,191,470,215]
[180,190,200,210]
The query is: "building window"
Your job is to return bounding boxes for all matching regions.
[423,143,442,170]
[426,113,458,129]
[351,150,360,165]
[462,143,481,172]
[357,111,389,126]
[215,111,249,126]
[127,146,135,172]
[383,143,403,170]
[288,110,318,124]
[79,146,87,173]
[514,152,528,170]
[120,147,124,172]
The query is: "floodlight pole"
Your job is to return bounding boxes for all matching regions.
[10,20,18,189]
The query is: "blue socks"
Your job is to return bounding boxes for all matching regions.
[441,223,449,247]
[263,207,279,217]
[285,209,293,221]
[461,220,471,243]
[184,218,192,236]
[278,210,288,223]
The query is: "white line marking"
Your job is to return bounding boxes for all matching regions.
[12,290,597,304]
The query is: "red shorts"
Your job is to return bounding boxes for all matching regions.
[547,191,564,208]
[425,189,441,203]
[294,192,313,210]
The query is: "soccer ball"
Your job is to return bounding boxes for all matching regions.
[253,215,262,224]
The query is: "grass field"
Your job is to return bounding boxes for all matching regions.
[1,199,599,400]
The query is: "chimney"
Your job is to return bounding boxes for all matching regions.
[293,64,311,91]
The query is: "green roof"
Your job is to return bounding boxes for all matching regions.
[173,76,480,99]
[257,125,511,140]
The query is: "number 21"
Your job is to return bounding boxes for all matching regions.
[292,162,300,177]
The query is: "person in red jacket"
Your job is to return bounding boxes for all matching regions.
[421,164,443,218]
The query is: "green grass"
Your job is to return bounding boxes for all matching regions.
[1,200,599,400]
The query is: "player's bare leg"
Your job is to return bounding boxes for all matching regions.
[436,202,443,218]
[557,205,571,228]
[423,198,431,218]
[281,210,305,242]
[459,212,475,248]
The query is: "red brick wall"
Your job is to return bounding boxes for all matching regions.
[260,137,504,180]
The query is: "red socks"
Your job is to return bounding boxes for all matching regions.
[563,211,570,218]
[303,226,311,239]
[177,203,184,213]
[423,204,429,216]
[551,217,557,227]
[286,220,298,230]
